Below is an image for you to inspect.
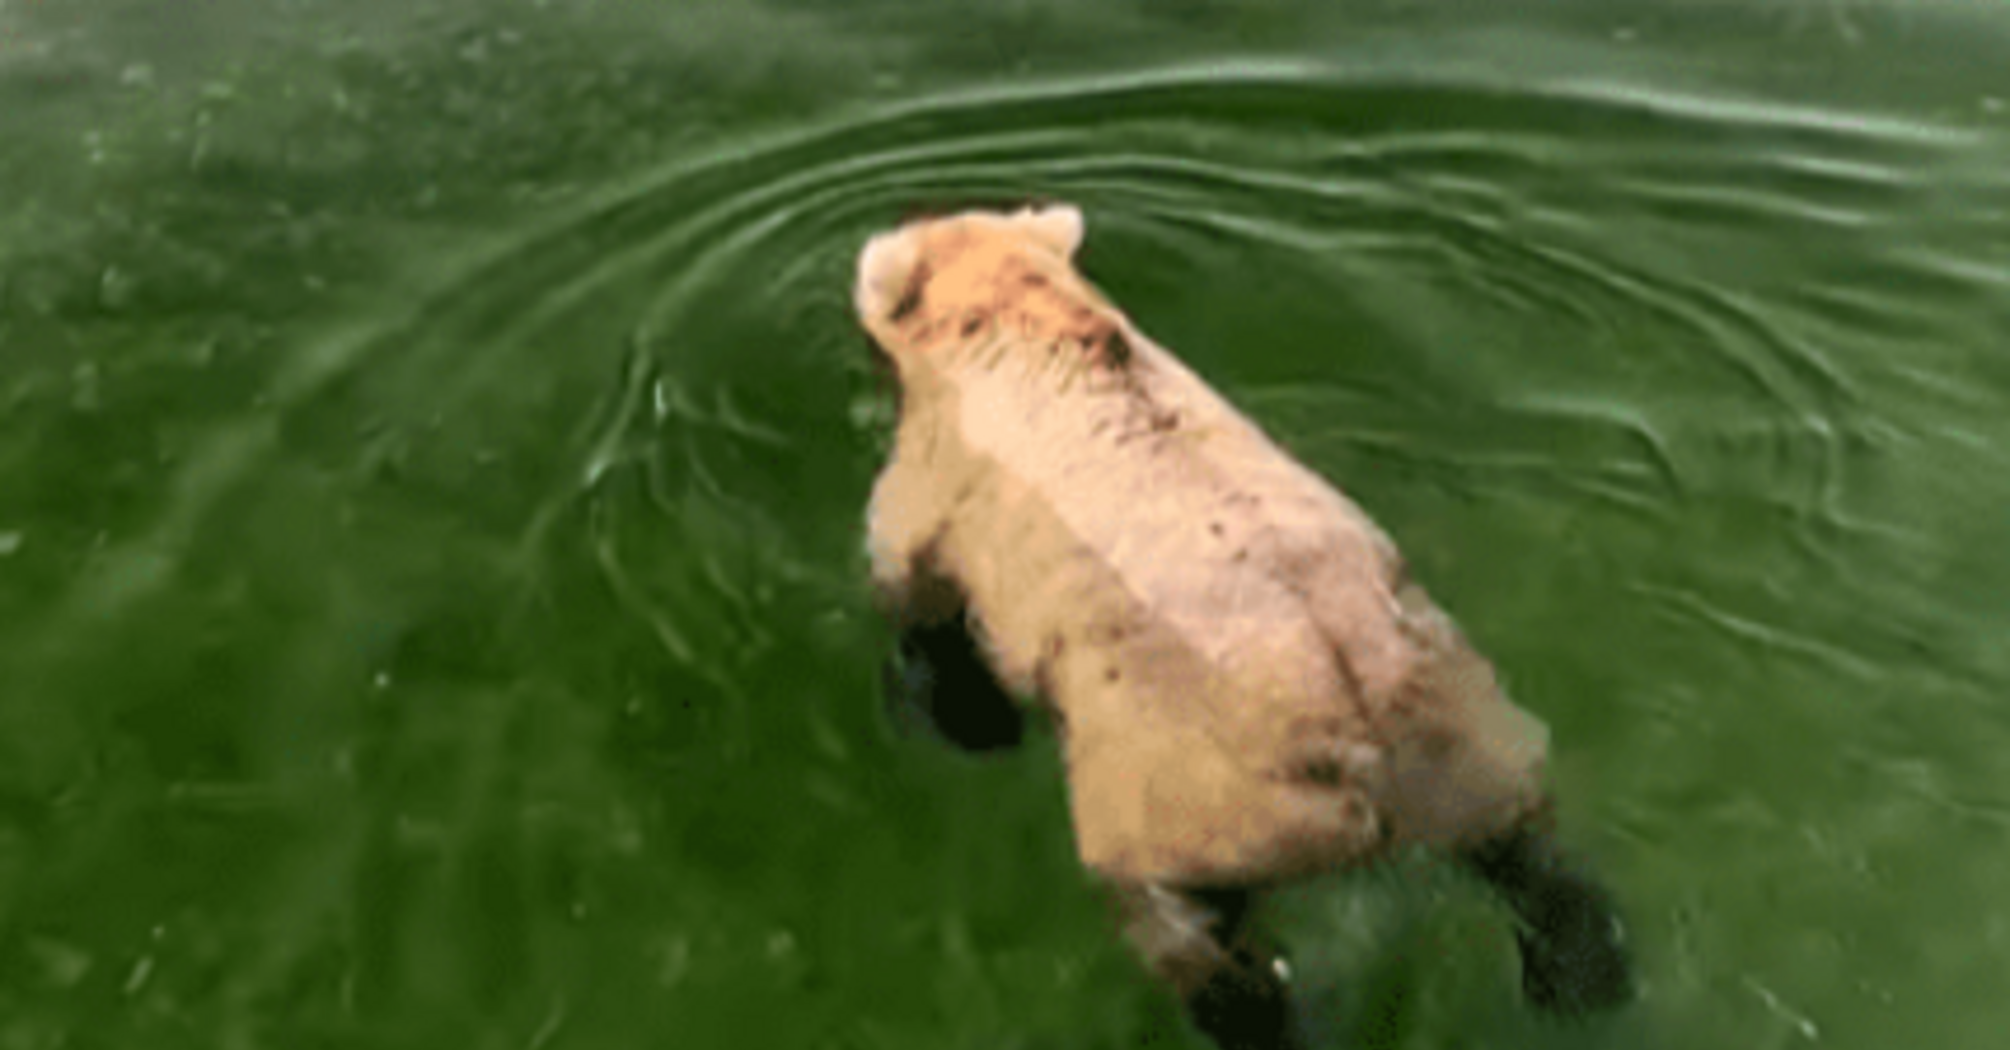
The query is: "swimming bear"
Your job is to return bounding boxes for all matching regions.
[856,203,1632,1049]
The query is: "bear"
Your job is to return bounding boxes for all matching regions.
[855,203,1632,1050]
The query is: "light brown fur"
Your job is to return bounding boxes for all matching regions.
[858,205,1551,887]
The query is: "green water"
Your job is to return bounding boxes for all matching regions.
[3,1,2008,1047]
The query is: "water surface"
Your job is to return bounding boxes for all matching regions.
[3,2,2008,1047]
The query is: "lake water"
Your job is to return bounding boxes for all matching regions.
[3,2,2007,1047]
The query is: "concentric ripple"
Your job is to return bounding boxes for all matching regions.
[60,64,1994,623]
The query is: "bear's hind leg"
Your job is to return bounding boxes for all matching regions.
[1458,818,1634,1016]
[1110,882,1305,1050]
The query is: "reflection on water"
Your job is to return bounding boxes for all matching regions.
[2,2,2008,1048]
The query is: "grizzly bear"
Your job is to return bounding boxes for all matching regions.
[857,204,1631,1049]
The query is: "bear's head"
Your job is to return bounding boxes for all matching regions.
[857,203,1113,370]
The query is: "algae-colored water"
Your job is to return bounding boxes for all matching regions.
[3,2,2008,1047]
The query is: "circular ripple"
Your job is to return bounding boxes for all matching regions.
[59,66,1998,672]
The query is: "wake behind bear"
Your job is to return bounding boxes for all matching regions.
[856,204,1632,1050]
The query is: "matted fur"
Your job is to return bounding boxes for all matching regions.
[858,204,1550,885]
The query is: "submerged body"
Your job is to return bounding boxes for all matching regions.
[857,204,1630,1047]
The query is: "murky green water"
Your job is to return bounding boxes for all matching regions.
[3,1,2008,1047]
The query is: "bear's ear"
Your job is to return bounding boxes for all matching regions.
[1018,204,1083,258]
[856,228,925,327]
